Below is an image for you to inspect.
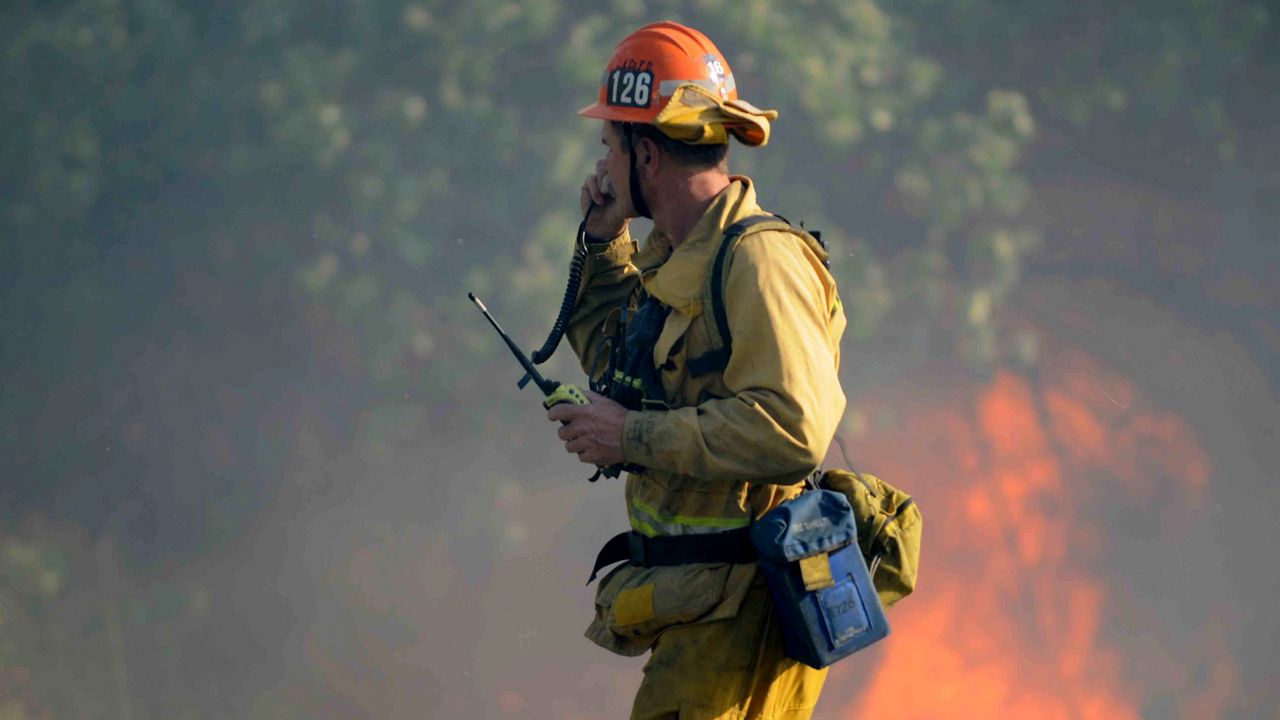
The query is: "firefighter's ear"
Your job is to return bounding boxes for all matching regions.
[634,135,660,176]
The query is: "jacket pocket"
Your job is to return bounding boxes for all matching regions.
[652,311,692,402]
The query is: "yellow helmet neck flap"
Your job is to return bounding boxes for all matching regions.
[653,83,779,147]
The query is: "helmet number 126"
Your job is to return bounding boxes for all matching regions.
[607,69,653,108]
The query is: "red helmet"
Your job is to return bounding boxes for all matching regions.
[578,21,737,126]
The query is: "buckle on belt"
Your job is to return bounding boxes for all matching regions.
[627,532,649,566]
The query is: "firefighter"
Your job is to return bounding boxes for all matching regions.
[547,21,848,719]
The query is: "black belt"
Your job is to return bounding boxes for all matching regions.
[587,528,758,584]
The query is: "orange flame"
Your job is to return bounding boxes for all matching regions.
[834,348,1222,718]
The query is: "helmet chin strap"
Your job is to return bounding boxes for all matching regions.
[621,123,652,219]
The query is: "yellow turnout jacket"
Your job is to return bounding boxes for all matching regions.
[567,177,847,655]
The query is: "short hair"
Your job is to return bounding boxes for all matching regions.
[614,121,729,170]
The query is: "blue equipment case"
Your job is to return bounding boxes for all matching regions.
[750,489,890,669]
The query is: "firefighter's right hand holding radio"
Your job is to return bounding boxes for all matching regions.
[580,156,631,240]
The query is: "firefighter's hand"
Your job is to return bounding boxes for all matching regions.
[580,159,630,240]
[548,390,626,467]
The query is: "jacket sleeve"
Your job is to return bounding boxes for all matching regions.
[619,231,846,484]
[565,229,642,381]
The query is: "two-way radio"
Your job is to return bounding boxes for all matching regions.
[467,292,626,483]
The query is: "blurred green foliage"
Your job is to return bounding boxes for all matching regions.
[0,0,1274,716]
[4,0,1269,388]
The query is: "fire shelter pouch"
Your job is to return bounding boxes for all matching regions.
[749,489,890,669]
[587,561,753,656]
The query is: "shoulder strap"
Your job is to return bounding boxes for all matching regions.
[687,215,821,377]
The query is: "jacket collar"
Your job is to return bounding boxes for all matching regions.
[635,176,761,314]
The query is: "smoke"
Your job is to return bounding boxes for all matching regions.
[820,276,1277,719]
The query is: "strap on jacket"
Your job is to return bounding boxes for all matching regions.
[587,528,757,584]
[686,214,788,376]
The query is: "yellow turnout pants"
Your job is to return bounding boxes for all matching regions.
[630,582,828,720]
